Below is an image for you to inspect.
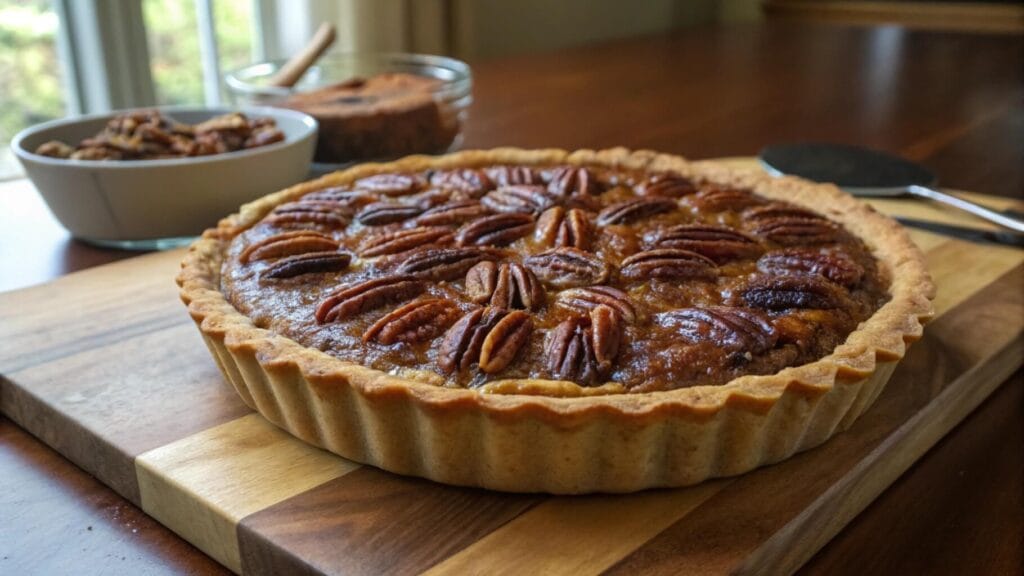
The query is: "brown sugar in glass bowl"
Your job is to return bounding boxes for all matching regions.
[178,148,935,493]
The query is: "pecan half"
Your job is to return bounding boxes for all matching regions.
[481,185,557,215]
[302,187,377,209]
[596,198,676,226]
[757,249,864,287]
[638,174,697,198]
[414,200,492,226]
[362,298,461,344]
[556,285,637,323]
[359,226,454,257]
[263,251,351,279]
[525,248,611,288]
[751,217,839,245]
[744,203,824,222]
[356,202,424,226]
[487,165,542,186]
[546,305,621,385]
[315,275,426,323]
[439,308,532,374]
[430,169,494,197]
[396,246,501,281]
[354,173,423,196]
[619,248,716,280]
[658,306,777,353]
[687,187,764,211]
[456,213,535,246]
[265,200,350,228]
[465,261,545,311]
[546,166,597,197]
[239,230,340,263]
[738,275,846,310]
[652,224,763,263]
[535,206,590,249]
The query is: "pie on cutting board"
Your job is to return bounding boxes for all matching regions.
[177,148,935,493]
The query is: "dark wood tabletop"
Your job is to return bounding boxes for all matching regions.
[2,21,1021,575]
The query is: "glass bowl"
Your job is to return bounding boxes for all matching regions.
[226,53,472,171]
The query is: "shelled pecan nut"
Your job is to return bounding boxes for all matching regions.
[546,305,621,384]
[481,185,558,215]
[546,166,597,197]
[239,230,340,263]
[315,275,426,323]
[524,247,611,288]
[534,206,591,249]
[687,187,764,211]
[619,248,716,280]
[465,261,545,310]
[263,251,351,279]
[456,213,535,246]
[744,203,825,222]
[757,249,864,287]
[356,202,424,226]
[362,298,461,344]
[738,275,846,310]
[596,198,676,226]
[652,224,763,263]
[751,217,839,245]
[301,187,377,209]
[439,308,532,374]
[359,226,455,257]
[430,169,494,197]
[354,173,424,196]
[396,247,502,281]
[657,306,777,353]
[638,174,697,198]
[556,285,637,323]
[266,201,350,228]
[487,165,542,186]
[414,200,492,226]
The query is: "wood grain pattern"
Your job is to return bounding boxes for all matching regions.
[136,414,359,573]
[1,171,1021,575]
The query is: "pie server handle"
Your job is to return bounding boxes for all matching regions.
[908,185,1024,234]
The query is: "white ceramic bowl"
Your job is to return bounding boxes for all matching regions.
[12,106,317,249]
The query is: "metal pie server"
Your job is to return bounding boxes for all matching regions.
[759,143,1024,234]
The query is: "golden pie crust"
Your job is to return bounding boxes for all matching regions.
[177,148,935,493]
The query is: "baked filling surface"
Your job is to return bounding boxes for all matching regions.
[221,163,890,394]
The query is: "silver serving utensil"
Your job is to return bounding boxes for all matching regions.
[760,143,1024,234]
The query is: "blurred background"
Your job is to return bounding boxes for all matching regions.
[1,0,1021,179]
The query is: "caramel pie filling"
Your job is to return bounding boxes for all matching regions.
[221,165,890,393]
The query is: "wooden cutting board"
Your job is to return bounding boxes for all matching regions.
[2,161,1022,576]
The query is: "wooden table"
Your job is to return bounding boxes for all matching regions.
[2,21,1021,575]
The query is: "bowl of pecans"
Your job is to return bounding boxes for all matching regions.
[12,106,317,249]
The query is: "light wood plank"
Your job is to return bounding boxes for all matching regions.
[136,414,360,573]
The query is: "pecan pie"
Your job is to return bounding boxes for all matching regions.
[178,148,934,493]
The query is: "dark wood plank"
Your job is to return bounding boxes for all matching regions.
[237,468,542,576]
[0,416,229,576]
[800,370,1024,576]
[605,265,1024,575]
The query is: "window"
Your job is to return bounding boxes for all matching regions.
[0,0,264,179]
[0,0,68,179]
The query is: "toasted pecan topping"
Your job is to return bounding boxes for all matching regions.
[414,200,492,226]
[356,202,424,226]
[487,165,542,186]
[430,169,494,197]
[751,217,839,245]
[556,285,637,324]
[359,226,455,257]
[362,298,461,344]
[652,224,763,263]
[535,206,590,249]
[354,173,423,196]
[465,261,545,311]
[315,275,426,323]
[266,201,350,228]
[525,247,611,288]
[396,246,502,281]
[744,203,824,222]
[481,185,558,215]
[456,213,535,246]
[687,187,764,211]
[620,248,716,281]
[439,308,532,374]
[597,198,676,226]
[546,305,621,385]
[738,275,846,310]
[547,166,597,197]
[658,306,777,353]
[263,251,351,279]
[638,174,696,198]
[757,249,864,287]
[239,231,340,263]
